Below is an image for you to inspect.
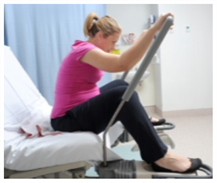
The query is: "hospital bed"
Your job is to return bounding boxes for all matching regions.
[4,16,212,179]
[4,45,125,178]
[3,45,174,179]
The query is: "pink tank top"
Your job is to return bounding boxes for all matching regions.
[51,40,103,118]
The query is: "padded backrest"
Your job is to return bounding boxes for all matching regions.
[4,46,51,130]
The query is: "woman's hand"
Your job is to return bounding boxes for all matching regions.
[151,13,174,32]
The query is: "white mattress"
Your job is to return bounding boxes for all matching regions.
[4,130,122,171]
[4,46,122,171]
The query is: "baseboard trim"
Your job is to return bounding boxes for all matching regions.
[144,106,212,118]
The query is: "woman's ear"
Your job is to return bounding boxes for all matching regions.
[96,31,103,41]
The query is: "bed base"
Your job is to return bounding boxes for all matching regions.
[4,161,90,178]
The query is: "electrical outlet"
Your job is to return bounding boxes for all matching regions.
[186,25,190,33]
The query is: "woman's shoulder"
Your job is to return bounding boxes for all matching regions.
[72,40,98,56]
[72,40,97,50]
[70,40,99,63]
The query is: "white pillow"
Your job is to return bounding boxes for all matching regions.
[4,46,51,128]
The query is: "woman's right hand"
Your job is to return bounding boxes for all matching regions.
[151,13,174,32]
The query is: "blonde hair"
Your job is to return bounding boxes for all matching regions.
[83,12,121,38]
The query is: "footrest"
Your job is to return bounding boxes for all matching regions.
[97,161,213,179]
[154,122,175,131]
[135,161,213,179]
[151,164,213,179]
[96,160,136,178]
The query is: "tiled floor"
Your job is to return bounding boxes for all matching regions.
[122,112,213,167]
[154,113,212,167]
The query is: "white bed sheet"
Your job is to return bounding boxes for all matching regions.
[4,46,122,171]
[4,130,122,171]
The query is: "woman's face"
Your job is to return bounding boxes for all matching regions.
[99,32,120,53]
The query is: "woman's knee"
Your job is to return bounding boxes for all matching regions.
[114,79,129,86]
[112,85,139,99]
[110,85,128,99]
[129,90,139,101]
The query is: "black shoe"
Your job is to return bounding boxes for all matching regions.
[150,117,166,126]
[151,158,202,173]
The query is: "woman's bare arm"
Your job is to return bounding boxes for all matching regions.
[81,13,173,72]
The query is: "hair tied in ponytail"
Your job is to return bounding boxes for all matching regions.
[94,17,99,21]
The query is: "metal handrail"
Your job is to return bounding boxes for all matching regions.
[102,16,174,166]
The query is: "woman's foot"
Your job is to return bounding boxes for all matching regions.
[149,117,166,126]
[153,151,202,173]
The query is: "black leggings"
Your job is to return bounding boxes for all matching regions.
[51,80,167,163]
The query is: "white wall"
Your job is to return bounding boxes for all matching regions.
[157,4,212,112]
[106,4,212,113]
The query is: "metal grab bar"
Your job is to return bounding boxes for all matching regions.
[103,16,174,166]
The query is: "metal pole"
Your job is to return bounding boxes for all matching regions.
[120,70,129,80]
[102,16,174,166]
[103,100,125,166]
